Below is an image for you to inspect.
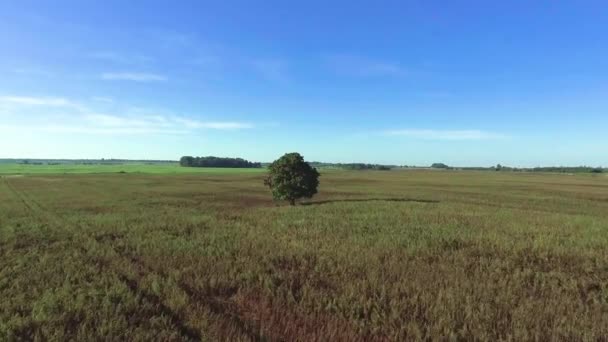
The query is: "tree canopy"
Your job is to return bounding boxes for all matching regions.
[431,163,450,169]
[264,153,320,205]
[180,156,261,168]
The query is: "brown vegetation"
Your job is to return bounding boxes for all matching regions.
[1,170,607,340]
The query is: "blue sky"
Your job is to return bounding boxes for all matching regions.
[0,0,606,166]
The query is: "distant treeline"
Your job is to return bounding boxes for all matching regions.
[12,159,175,166]
[2,158,603,173]
[432,163,604,173]
[180,156,262,168]
[529,166,604,173]
[309,162,395,170]
[479,165,603,173]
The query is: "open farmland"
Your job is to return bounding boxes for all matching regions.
[1,169,607,340]
[0,163,267,175]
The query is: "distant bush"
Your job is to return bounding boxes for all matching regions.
[431,163,450,169]
[591,168,603,174]
[180,156,262,168]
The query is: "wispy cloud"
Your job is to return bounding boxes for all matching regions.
[91,96,114,103]
[173,117,253,130]
[326,54,407,77]
[101,72,167,82]
[84,113,252,132]
[11,67,54,77]
[0,123,188,135]
[385,129,507,140]
[0,95,255,135]
[90,51,154,65]
[0,96,76,107]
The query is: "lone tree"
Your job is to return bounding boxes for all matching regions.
[264,152,320,205]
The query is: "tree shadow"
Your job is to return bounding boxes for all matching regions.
[301,198,439,206]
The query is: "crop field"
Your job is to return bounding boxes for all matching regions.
[0,163,266,175]
[1,169,607,340]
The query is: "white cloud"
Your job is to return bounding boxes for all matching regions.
[82,113,253,134]
[385,129,507,140]
[85,114,157,128]
[326,54,407,77]
[0,95,255,135]
[91,96,114,103]
[101,72,167,82]
[0,96,76,107]
[0,123,187,135]
[199,122,253,129]
[173,117,253,130]
[90,51,154,65]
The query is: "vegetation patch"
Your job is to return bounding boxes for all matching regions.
[1,169,607,340]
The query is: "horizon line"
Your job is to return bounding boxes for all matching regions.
[0,157,604,169]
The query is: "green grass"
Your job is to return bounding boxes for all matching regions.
[0,163,266,175]
[1,170,607,340]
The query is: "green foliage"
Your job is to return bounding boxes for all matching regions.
[265,153,320,205]
[431,163,450,169]
[180,156,261,168]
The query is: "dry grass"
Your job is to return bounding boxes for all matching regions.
[1,170,607,340]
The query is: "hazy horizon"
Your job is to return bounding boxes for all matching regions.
[1,1,607,167]
[1,157,604,169]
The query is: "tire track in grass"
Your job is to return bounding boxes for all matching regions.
[99,227,264,341]
[6,178,203,341]
[85,178,266,341]
[10,177,264,341]
[3,177,39,214]
[115,273,202,341]
[120,253,264,342]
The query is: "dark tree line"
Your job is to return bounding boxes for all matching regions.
[309,162,393,170]
[531,166,603,173]
[180,156,262,168]
[338,163,392,170]
[440,163,604,173]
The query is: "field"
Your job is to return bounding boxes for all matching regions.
[0,163,266,175]
[1,168,607,340]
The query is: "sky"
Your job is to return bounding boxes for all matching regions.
[0,0,607,167]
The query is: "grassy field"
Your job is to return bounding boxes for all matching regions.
[1,169,607,340]
[0,163,267,175]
